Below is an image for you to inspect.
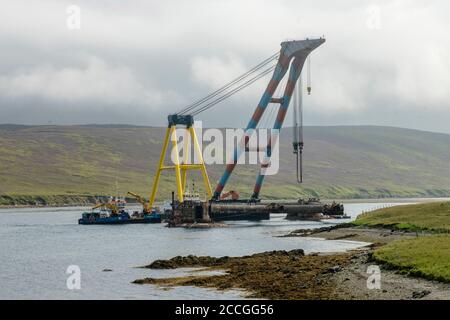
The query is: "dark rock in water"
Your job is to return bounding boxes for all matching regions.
[288,249,305,256]
[216,256,230,263]
[102,268,113,272]
[146,254,231,269]
[412,290,431,299]
[327,265,342,273]
[144,249,304,269]
[133,278,155,285]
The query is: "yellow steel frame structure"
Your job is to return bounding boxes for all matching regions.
[148,125,212,207]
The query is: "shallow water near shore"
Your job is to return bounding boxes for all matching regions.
[0,200,433,299]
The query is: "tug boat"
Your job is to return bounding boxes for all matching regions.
[78,196,161,225]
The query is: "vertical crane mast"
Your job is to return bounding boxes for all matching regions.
[213,38,325,200]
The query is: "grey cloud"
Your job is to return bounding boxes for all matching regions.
[0,0,449,133]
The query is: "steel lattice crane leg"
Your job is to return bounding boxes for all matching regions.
[148,116,212,208]
[213,38,325,200]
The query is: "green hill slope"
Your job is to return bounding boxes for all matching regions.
[1,124,449,205]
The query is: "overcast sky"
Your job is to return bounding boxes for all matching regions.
[0,0,449,133]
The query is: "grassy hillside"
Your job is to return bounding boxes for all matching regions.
[1,124,450,205]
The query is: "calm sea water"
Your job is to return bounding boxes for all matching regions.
[0,201,420,299]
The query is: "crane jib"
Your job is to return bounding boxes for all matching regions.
[213,38,325,200]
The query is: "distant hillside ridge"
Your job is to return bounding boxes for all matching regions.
[1,124,449,205]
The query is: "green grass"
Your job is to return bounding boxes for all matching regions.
[360,202,450,282]
[354,202,450,232]
[373,235,450,282]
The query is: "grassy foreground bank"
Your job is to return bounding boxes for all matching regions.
[355,201,450,282]
[354,201,450,232]
[373,235,450,282]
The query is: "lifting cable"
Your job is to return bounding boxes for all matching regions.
[177,52,279,117]
[190,64,276,116]
[307,55,312,95]
[293,55,311,183]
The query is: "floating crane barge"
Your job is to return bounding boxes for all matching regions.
[141,38,347,226]
[168,197,344,226]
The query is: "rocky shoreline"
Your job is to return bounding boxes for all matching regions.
[0,195,146,209]
[133,226,450,300]
[134,249,356,299]
[282,224,422,245]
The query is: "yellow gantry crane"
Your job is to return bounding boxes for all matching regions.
[148,115,212,208]
[128,115,212,212]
